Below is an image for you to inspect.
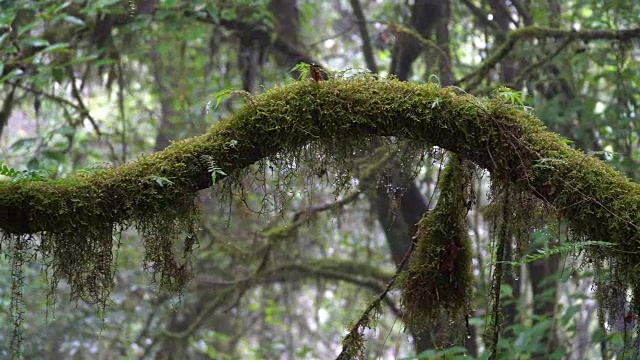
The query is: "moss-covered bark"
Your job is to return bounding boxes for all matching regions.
[2,75,640,307]
[399,155,474,343]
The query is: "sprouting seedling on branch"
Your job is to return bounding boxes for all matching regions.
[201,155,226,185]
[290,62,328,81]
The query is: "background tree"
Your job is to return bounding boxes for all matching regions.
[1,1,640,359]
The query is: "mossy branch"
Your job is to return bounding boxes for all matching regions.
[2,76,640,305]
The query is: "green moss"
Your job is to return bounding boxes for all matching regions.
[399,155,474,342]
[0,76,639,344]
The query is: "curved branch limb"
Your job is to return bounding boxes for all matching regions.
[458,26,640,90]
[2,77,640,295]
[512,37,575,88]
[176,260,397,340]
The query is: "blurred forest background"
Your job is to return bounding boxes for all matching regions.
[1,0,640,359]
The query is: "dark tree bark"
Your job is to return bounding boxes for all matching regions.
[389,0,444,80]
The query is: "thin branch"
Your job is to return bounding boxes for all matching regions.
[183,6,329,72]
[66,66,103,137]
[513,37,574,87]
[309,23,358,48]
[457,26,640,90]
[9,80,117,155]
[186,260,398,340]
[458,0,503,33]
[348,0,378,74]
[336,235,415,359]
[10,81,84,115]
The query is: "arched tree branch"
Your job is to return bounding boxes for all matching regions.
[2,77,640,301]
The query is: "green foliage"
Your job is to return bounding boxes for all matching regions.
[410,346,471,360]
[0,162,47,182]
[208,89,233,111]
[0,0,131,87]
[203,331,235,360]
[290,62,312,80]
[201,155,226,184]
[0,163,20,178]
[206,0,276,30]
[147,175,174,187]
[495,86,527,106]
[499,240,616,267]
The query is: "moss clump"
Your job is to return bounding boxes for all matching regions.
[399,155,474,343]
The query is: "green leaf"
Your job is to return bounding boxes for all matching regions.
[207,89,232,111]
[148,175,174,187]
[608,332,625,345]
[52,2,72,14]
[498,241,616,267]
[41,150,66,163]
[290,62,311,80]
[17,22,38,36]
[21,38,50,47]
[52,67,65,83]
[0,68,23,82]
[61,15,85,26]
[42,43,70,53]
[201,155,226,184]
[10,137,38,151]
[52,125,76,136]
[68,54,99,65]
[0,163,21,177]
[220,8,237,21]
[561,304,581,326]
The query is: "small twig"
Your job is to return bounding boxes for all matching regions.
[513,37,575,87]
[335,239,415,359]
[67,66,103,137]
[10,81,83,114]
[309,23,358,48]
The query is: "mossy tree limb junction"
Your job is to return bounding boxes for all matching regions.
[2,76,640,308]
